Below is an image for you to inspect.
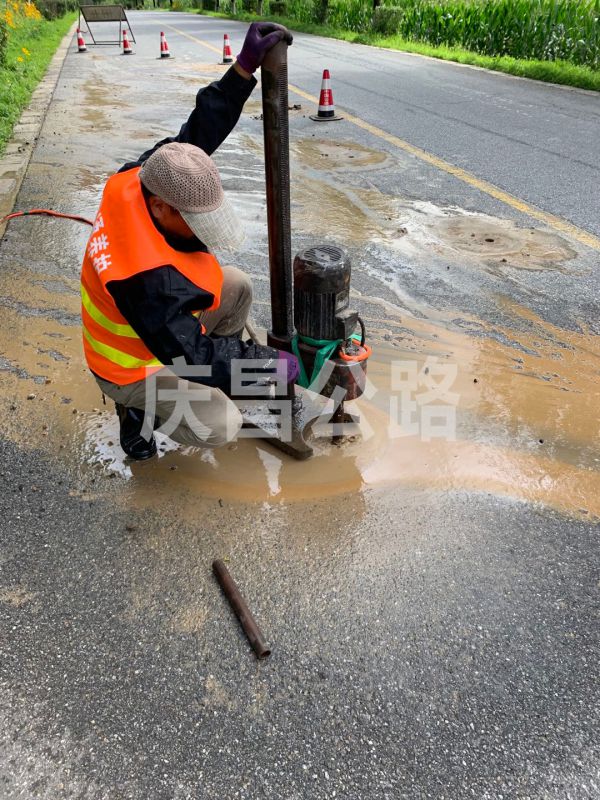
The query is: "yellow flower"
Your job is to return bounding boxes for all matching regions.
[24,1,42,19]
[17,56,24,62]
[22,47,31,56]
[4,8,16,27]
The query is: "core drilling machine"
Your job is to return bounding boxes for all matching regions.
[243,40,371,460]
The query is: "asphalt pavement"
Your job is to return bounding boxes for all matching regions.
[197,15,600,235]
[0,12,598,799]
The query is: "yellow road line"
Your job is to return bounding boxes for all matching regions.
[288,84,600,252]
[164,23,223,56]
[164,24,600,252]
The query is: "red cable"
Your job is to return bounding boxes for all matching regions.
[0,209,94,226]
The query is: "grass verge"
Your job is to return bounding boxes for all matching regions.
[194,9,600,92]
[0,13,76,154]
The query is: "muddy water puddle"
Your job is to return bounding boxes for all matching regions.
[243,99,305,120]
[293,176,402,246]
[76,168,108,191]
[361,311,600,516]
[0,257,599,519]
[0,114,595,518]
[75,399,386,503]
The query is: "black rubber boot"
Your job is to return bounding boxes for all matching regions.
[115,403,157,461]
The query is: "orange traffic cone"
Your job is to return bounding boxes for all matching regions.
[221,34,233,64]
[159,31,171,58]
[76,28,87,53]
[122,27,133,55]
[310,69,343,122]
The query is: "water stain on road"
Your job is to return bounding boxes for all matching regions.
[243,99,305,120]
[82,80,128,109]
[0,586,37,608]
[76,168,107,191]
[292,174,576,270]
[292,138,389,171]
[293,176,401,245]
[167,61,229,75]
[434,217,576,270]
[81,79,130,133]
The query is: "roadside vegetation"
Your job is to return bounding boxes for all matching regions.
[186,0,600,91]
[0,0,76,153]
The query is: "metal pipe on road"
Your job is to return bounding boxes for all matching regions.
[212,559,271,660]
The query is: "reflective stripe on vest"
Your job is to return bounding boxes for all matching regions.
[81,285,139,338]
[81,284,206,342]
[80,167,223,384]
[83,327,162,370]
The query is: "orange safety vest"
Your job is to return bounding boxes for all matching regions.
[80,167,223,385]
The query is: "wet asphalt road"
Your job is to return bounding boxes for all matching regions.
[1,436,599,799]
[0,12,599,799]
[166,14,600,237]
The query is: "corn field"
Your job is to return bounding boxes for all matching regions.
[284,0,600,69]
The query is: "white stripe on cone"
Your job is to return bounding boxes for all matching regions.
[160,31,171,57]
[317,69,335,116]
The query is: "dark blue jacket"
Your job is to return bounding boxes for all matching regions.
[106,67,261,389]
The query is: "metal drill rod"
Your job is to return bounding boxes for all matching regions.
[330,401,346,446]
[261,40,294,351]
[212,559,271,659]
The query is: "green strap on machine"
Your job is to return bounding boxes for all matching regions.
[291,333,361,389]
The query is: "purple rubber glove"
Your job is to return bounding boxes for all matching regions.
[277,350,300,384]
[239,344,300,384]
[236,22,293,74]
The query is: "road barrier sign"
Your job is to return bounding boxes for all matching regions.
[78,5,135,46]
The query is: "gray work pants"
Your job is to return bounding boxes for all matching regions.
[94,266,252,448]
